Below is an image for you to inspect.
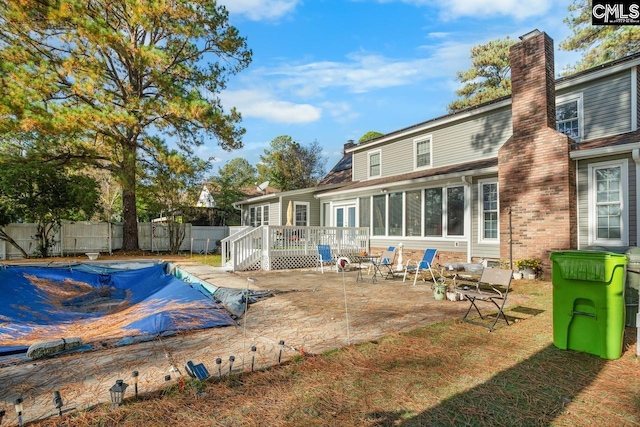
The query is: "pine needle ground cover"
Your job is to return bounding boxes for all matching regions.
[30,280,639,427]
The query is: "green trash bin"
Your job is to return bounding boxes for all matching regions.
[550,251,627,360]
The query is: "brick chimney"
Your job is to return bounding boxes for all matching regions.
[344,140,356,154]
[498,30,576,276]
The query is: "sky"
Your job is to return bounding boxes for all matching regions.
[200,0,581,177]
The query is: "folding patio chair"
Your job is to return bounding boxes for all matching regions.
[367,246,394,275]
[372,247,398,279]
[317,244,337,274]
[456,267,513,332]
[403,248,438,286]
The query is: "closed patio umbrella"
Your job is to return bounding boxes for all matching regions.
[286,200,293,226]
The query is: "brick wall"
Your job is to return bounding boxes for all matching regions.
[498,31,577,277]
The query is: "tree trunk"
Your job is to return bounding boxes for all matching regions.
[0,229,29,258]
[121,145,139,251]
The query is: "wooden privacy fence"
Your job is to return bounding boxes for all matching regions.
[0,222,231,260]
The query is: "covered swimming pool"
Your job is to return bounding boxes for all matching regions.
[0,261,260,357]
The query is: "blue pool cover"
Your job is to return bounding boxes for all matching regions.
[0,262,236,354]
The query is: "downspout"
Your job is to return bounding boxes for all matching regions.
[461,175,472,263]
[633,148,640,246]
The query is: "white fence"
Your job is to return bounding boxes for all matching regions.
[0,222,230,260]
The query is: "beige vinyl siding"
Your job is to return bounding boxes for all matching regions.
[432,107,511,168]
[280,193,321,226]
[370,238,464,256]
[576,153,636,249]
[558,70,632,141]
[352,106,512,181]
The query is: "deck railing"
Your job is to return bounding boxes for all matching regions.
[224,225,370,271]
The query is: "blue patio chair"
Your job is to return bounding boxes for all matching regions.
[403,248,438,286]
[317,244,337,273]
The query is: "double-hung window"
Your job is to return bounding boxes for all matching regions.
[478,180,499,242]
[368,150,381,178]
[556,94,583,141]
[588,160,628,246]
[414,136,432,169]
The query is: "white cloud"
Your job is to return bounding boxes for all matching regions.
[267,49,462,97]
[218,0,300,21]
[221,89,322,123]
[439,0,554,20]
[384,0,554,20]
[321,101,360,123]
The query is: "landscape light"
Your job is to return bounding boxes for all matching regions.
[228,355,235,374]
[216,357,222,379]
[14,398,23,427]
[109,379,128,407]
[131,371,139,399]
[278,340,285,365]
[250,345,257,372]
[52,391,63,416]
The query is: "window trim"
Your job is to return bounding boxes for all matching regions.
[293,201,309,226]
[368,149,382,179]
[414,135,432,170]
[556,92,584,142]
[587,159,628,246]
[477,179,499,244]
[249,204,270,227]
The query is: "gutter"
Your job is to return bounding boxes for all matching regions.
[570,142,640,159]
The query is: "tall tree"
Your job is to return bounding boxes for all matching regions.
[448,37,515,113]
[0,0,252,251]
[218,158,257,188]
[258,135,326,191]
[0,150,99,258]
[359,131,383,144]
[560,0,640,73]
[137,144,209,254]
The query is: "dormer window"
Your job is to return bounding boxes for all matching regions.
[556,93,583,141]
[414,136,432,169]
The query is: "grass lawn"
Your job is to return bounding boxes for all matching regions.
[31,276,639,427]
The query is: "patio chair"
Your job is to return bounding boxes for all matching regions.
[317,244,337,274]
[403,248,438,286]
[367,246,395,276]
[455,267,513,332]
[374,248,398,279]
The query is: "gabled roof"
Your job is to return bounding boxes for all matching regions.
[199,182,281,204]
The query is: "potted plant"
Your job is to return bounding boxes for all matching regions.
[515,258,542,279]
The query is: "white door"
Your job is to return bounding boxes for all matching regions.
[334,205,356,227]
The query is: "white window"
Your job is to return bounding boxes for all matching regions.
[414,136,432,169]
[368,150,381,178]
[424,185,466,238]
[294,202,309,226]
[249,205,269,227]
[478,180,499,243]
[588,160,628,246]
[556,93,583,141]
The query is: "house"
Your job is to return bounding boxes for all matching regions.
[234,29,640,275]
[234,141,355,228]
